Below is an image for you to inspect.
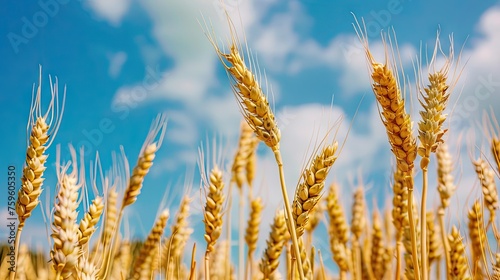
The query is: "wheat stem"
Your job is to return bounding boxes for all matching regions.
[274,148,304,280]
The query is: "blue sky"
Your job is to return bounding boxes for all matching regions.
[2,0,500,273]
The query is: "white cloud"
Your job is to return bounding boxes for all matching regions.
[85,0,131,26]
[108,51,127,78]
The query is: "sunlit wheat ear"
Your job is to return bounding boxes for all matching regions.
[245,197,264,256]
[354,24,417,175]
[122,114,167,208]
[76,256,97,280]
[50,152,82,279]
[326,183,350,245]
[16,73,64,229]
[260,210,287,279]
[132,209,170,279]
[468,199,487,277]
[436,143,457,209]
[201,164,225,254]
[448,226,471,280]
[351,188,365,241]
[473,158,499,222]
[371,209,388,280]
[163,194,193,271]
[78,196,104,247]
[417,36,456,169]
[100,187,118,250]
[426,211,441,266]
[292,143,338,238]
[204,21,280,150]
[231,120,258,189]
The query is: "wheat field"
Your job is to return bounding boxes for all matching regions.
[2,8,500,280]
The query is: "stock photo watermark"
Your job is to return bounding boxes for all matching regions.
[7,0,74,54]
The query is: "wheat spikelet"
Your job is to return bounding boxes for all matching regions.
[370,209,387,279]
[163,195,193,272]
[448,226,471,280]
[426,211,441,267]
[100,187,118,250]
[293,143,338,237]
[492,138,500,175]
[16,73,64,229]
[245,197,264,256]
[260,210,287,279]
[492,253,500,280]
[351,188,365,241]
[392,169,409,237]
[417,52,453,168]
[132,209,169,279]
[246,139,259,188]
[231,120,257,189]
[75,257,97,280]
[78,196,104,247]
[468,199,486,277]
[326,183,349,245]
[298,239,313,279]
[110,241,131,280]
[203,166,225,253]
[206,29,280,150]
[473,158,499,221]
[354,27,416,174]
[436,143,456,209]
[122,115,167,208]
[50,163,81,279]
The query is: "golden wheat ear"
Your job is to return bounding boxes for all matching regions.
[50,146,83,280]
[12,69,65,280]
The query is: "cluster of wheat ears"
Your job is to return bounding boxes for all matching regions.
[2,11,500,280]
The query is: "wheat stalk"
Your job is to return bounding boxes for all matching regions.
[204,16,305,278]
[416,39,455,279]
[354,22,419,279]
